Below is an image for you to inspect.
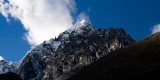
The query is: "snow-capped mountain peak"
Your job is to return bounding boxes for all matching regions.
[58,19,95,41]
[0,19,135,80]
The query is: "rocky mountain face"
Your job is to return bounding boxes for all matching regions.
[17,20,135,80]
[67,32,160,80]
[0,57,18,74]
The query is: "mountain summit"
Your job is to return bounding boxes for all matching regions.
[17,21,135,80]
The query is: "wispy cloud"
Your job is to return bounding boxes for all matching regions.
[76,12,91,24]
[151,24,160,34]
[0,0,76,47]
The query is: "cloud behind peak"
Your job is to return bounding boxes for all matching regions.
[0,0,76,47]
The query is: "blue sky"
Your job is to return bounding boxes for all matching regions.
[0,0,160,61]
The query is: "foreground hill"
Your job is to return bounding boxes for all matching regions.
[0,72,22,80]
[67,32,160,80]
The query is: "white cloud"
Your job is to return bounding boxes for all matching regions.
[0,56,5,61]
[0,0,76,47]
[152,24,160,34]
[76,12,91,24]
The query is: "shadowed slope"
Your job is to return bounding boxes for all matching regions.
[0,72,22,80]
